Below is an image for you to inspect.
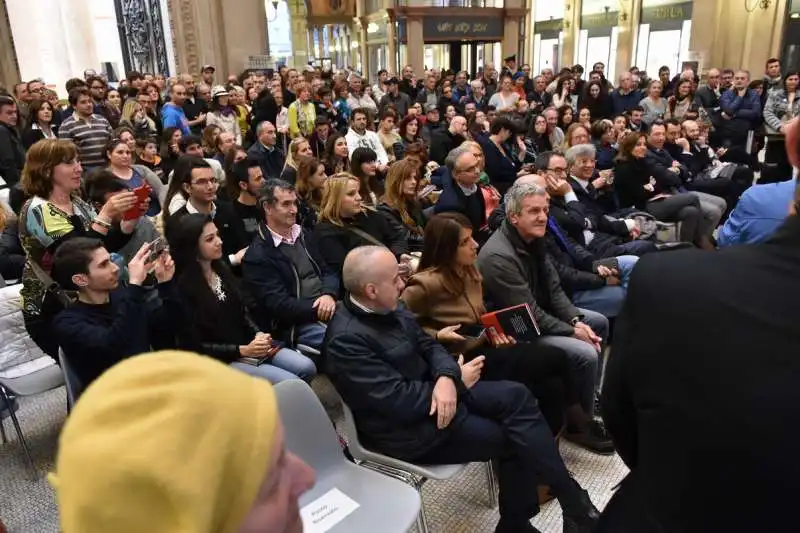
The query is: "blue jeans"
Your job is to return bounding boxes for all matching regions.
[608,239,657,256]
[296,322,327,350]
[570,255,639,318]
[537,308,609,414]
[230,347,317,383]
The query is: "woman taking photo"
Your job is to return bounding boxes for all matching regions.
[614,132,711,249]
[638,80,667,127]
[349,147,382,207]
[104,138,165,216]
[378,158,428,252]
[18,139,143,356]
[206,86,242,146]
[312,173,409,289]
[22,99,58,149]
[295,156,326,230]
[400,212,608,442]
[281,136,313,183]
[323,133,349,175]
[170,213,317,383]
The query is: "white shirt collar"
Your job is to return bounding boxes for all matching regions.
[186,199,216,218]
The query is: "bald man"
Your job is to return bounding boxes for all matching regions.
[325,246,599,533]
[599,121,800,532]
[52,351,315,533]
[695,68,722,112]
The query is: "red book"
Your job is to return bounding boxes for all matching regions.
[481,303,541,342]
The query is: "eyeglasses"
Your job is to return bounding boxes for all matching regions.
[547,167,567,176]
[457,164,480,174]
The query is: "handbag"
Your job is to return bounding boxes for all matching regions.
[29,259,75,318]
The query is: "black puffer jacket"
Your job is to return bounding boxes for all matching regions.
[325,297,464,460]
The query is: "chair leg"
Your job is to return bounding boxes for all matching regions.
[0,387,35,479]
[358,462,429,532]
[485,461,498,508]
[0,418,7,443]
[414,477,430,533]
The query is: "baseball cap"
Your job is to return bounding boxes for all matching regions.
[202,65,216,73]
[425,103,439,113]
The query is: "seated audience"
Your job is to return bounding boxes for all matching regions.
[322,132,350,175]
[52,351,314,533]
[0,211,24,281]
[718,176,797,246]
[19,139,142,356]
[280,137,313,184]
[309,116,331,158]
[313,174,409,287]
[165,156,249,268]
[561,123,591,152]
[645,121,726,240]
[378,158,429,253]
[345,107,389,167]
[51,238,178,388]
[242,178,338,351]
[295,156,327,230]
[564,144,656,256]
[478,115,522,195]
[325,245,600,533]
[227,157,265,241]
[134,137,164,183]
[104,138,165,216]
[247,121,285,180]
[394,115,424,160]
[377,109,401,162]
[591,120,617,171]
[169,213,316,382]
[430,115,467,165]
[478,181,610,452]
[434,146,491,246]
[402,212,611,445]
[614,133,712,249]
[349,146,382,207]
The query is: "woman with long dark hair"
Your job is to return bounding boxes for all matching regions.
[578,80,612,121]
[557,104,574,131]
[349,146,382,206]
[169,213,316,383]
[295,156,327,230]
[104,137,165,216]
[665,79,696,121]
[159,127,182,178]
[322,133,349,175]
[22,99,58,149]
[401,212,610,445]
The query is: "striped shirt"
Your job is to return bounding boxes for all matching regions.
[58,112,112,168]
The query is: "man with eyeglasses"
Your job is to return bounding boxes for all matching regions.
[166,156,249,268]
[433,145,491,246]
[695,67,722,114]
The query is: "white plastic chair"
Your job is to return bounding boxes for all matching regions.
[274,380,421,533]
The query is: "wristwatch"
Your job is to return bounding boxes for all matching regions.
[569,317,582,326]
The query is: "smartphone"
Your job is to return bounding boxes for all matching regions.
[122,184,151,220]
[459,324,487,340]
[147,237,167,263]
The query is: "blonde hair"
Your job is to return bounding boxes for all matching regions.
[120,99,143,125]
[283,137,309,171]
[561,123,590,151]
[319,173,364,227]
[21,139,79,198]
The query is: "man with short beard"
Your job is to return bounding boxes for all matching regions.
[344,108,388,167]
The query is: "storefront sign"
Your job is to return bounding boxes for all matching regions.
[580,11,619,30]
[641,1,693,24]
[422,16,504,40]
[534,18,563,34]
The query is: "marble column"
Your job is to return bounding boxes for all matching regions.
[387,14,397,75]
[288,0,309,68]
[613,0,639,85]
[560,0,581,70]
[220,0,267,75]
[0,0,21,90]
[405,16,424,77]
[502,0,523,61]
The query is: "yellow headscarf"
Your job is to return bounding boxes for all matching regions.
[51,351,279,533]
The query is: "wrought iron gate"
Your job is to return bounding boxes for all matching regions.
[114,0,170,75]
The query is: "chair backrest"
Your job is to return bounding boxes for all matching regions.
[58,348,83,408]
[274,379,347,475]
[339,400,371,460]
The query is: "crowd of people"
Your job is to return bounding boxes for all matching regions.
[0,54,799,533]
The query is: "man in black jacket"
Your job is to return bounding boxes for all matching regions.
[242,179,338,350]
[598,139,800,533]
[247,121,286,180]
[326,245,599,533]
[429,115,467,165]
[51,238,178,389]
[433,147,489,246]
[0,96,25,188]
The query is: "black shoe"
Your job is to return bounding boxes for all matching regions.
[494,519,542,533]
[564,420,615,455]
[563,489,600,533]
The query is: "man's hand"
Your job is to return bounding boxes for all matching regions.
[676,137,690,151]
[153,252,175,283]
[592,176,608,190]
[127,243,155,286]
[430,376,458,428]
[596,265,614,277]
[234,247,248,265]
[488,329,515,347]
[546,175,572,197]
[605,275,621,286]
[573,322,602,351]
[716,147,728,158]
[436,324,466,343]
[457,354,484,389]
[313,294,336,321]
[629,224,641,239]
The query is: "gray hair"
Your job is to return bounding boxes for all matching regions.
[565,144,596,167]
[256,120,275,135]
[445,145,472,172]
[342,246,393,294]
[504,181,547,218]
[257,178,295,214]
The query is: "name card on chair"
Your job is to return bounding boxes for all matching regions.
[300,488,360,532]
